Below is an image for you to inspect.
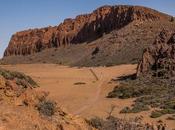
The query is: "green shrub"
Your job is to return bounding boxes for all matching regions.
[120,103,149,113]
[151,109,175,118]
[108,74,175,116]
[162,99,175,110]
[0,69,13,79]
[120,107,131,113]
[131,103,150,113]
[160,109,175,115]
[150,111,163,118]
[107,84,140,99]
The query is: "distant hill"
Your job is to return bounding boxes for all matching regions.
[1,5,175,66]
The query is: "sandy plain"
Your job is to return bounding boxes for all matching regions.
[1,64,174,129]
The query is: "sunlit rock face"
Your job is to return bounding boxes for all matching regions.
[4,5,170,57]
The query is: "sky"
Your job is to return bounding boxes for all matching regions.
[0,0,175,58]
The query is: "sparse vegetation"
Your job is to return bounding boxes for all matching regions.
[151,109,175,118]
[37,100,56,116]
[15,78,29,88]
[150,111,163,118]
[88,116,155,130]
[108,75,175,117]
[120,103,149,113]
[0,68,38,87]
[88,104,155,130]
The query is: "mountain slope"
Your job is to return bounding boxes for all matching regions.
[1,5,175,66]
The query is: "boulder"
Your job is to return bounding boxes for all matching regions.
[137,29,175,79]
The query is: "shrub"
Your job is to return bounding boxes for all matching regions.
[37,100,56,116]
[150,111,163,118]
[108,74,175,117]
[0,69,13,79]
[88,116,155,130]
[120,103,149,113]
[15,79,28,88]
[151,109,175,118]
[120,107,131,113]
[0,68,38,87]
[107,85,134,99]
[131,103,150,113]
[162,99,175,110]
[88,117,103,129]
[107,82,148,99]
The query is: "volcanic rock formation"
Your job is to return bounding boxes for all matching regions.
[4,5,171,57]
[137,29,175,79]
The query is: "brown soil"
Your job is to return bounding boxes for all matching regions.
[1,64,175,129]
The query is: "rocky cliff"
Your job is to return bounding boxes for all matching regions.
[137,29,175,78]
[4,5,171,56]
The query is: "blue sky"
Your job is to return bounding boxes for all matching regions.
[0,0,175,58]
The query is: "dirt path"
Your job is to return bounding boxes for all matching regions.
[74,72,106,115]
[73,68,103,115]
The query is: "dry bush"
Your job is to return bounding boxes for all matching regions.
[0,68,38,88]
[88,116,157,130]
[37,100,56,117]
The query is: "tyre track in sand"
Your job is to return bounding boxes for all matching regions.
[73,68,108,115]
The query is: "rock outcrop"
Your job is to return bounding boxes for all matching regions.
[0,68,95,130]
[4,5,171,56]
[137,29,175,79]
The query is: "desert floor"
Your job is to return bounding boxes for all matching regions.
[1,64,175,129]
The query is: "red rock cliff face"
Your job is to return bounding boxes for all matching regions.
[137,29,175,78]
[4,5,170,56]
